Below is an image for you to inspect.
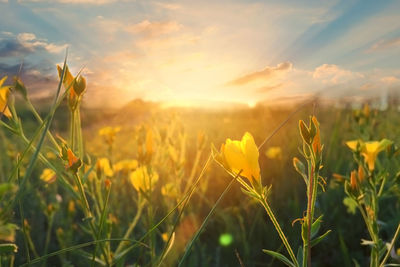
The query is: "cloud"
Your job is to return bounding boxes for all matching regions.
[126,20,183,38]
[368,36,400,52]
[0,61,59,98]
[0,32,67,57]
[155,2,181,10]
[312,64,364,84]
[227,61,292,86]
[256,83,283,93]
[381,76,399,84]
[18,0,120,4]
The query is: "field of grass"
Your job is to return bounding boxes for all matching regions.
[0,66,400,267]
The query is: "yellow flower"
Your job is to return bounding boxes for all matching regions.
[113,159,138,173]
[161,183,179,199]
[40,168,56,184]
[346,139,392,171]
[68,200,76,214]
[346,140,361,151]
[0,76,12,118]
[221,132,260,184]
[265,146,282,160]
[98,126,121,146]
[96,158,114,177]
[57,64,86,103]
[129,166,159,192]
[66,149,81,172]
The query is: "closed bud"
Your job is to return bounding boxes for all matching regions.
[358,165,365,183]
[350,170,358,190]
[299,120,311,144]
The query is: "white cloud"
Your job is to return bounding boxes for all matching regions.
[16,32,67,54]
[313,64,364,84]
[155,2,181,10]
[19,0,122,4]
[368,37,400,52]
[126,20,183,37]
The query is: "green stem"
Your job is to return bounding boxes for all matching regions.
[91,183,112,267]
[379,222,400,267]
[26,100,60,151]
[70,110,75,152]
[41,214,55,267]
[72,173,110,266]
[114,200,145,256]
[259,196,299,267]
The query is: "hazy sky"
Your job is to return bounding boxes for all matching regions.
[0,0,399,107]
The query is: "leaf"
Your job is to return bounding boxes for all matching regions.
[0,243,17,254]
[262,249,296,267]
[310,230,331,247]
[301,220,307,243]
[311,215,323,239]
[0,223,18,242]
[343,197,357,214]
[0,183,17,198]
[293,157,308,185]
[296,246,303,267]
[299,120,311,144]
[240,188,258,199]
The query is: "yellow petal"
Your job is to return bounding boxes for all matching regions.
[0,87,12,118]
[97,158,114,177]
[346,140,361,151]
[40,168,57,184]
[241,132,260,181]
[129,166,158,192]
[364,141,381,154]
[223,132,260,183]
[224,138,248,177]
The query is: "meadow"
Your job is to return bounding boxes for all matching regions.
[0,64,400,267]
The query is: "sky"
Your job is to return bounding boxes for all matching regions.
[0,0,399,108]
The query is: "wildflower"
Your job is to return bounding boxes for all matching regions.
[220,132,260,184]
[161,232,169,242]
[137,126,154,163]
[0,76,12,118]
[129,166,159,193]
[62,148,82,173]
[161,183,179,199]
[346,139,392,171]
[40,168,57,184]
[265,146,282,160]
[96,157,114,177]
[57,64,86,109]
[68,200,76,215]
[98,126,121,146]
[113,159,138,173]
[57,65,86,101]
